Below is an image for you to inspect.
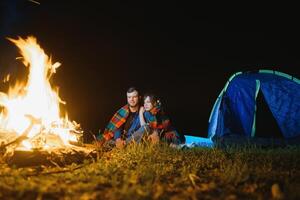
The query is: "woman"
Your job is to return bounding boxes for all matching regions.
[139,93,184,145]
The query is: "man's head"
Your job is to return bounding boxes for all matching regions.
[126,87,140,109]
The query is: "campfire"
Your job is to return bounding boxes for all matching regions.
[0,36,94,166]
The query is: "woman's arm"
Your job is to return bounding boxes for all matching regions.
[139,106,146,126]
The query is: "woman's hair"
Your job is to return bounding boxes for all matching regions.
[143,93,160,106]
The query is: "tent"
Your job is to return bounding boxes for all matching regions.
[208,70,300,142]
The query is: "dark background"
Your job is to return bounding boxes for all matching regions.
[1,0,300,141]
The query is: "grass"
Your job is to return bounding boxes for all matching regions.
[0,143,300,199]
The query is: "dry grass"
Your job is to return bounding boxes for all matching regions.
[0,143,300,199]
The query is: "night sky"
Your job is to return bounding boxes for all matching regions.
[1,1,300,141]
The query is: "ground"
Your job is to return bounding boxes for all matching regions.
[0,143,300,199]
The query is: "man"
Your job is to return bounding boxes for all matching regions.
[101,87,148,148]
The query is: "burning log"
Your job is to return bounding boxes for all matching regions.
[0,127,97,167]
[0,119,96,167]
[0,114,41,151]
[0,128,97,167]
[5,145,97,168]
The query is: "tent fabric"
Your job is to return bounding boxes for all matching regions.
[208,70,300,139]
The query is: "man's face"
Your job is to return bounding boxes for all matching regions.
[127,91,139,107]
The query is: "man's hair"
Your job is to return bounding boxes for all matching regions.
[127,87,139,94]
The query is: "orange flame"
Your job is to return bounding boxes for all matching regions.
[0,36,81,149]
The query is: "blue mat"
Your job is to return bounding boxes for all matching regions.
[183,135,214,148]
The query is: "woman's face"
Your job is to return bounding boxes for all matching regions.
[144,96,154,111]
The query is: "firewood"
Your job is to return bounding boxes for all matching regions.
[5,145,97,167]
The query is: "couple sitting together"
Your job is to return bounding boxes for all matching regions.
[100,87,184,148]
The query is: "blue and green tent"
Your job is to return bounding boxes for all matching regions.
[208,70,300,141]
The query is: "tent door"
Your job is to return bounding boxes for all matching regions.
[254,90,283,138]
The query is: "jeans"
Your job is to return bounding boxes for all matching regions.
[126,125,150,143]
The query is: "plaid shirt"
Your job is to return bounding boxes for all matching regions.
[102,105,130,141]
[144,105,183,144]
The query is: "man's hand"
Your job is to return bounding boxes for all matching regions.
[115,138,125,149]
